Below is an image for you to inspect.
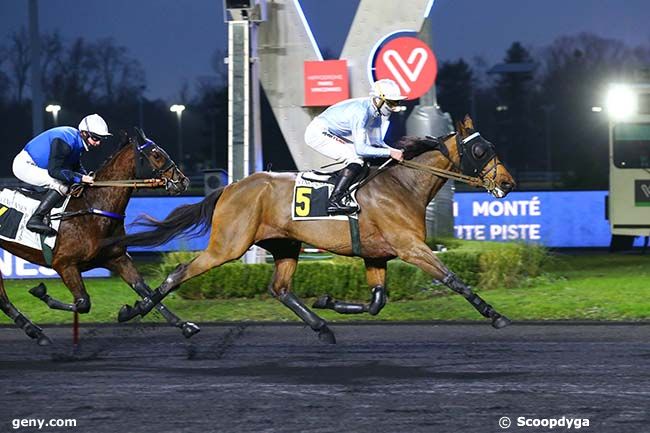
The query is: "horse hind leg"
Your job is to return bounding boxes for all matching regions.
[264,240,335,344]
[313,259,388,316]
[29,282,77,312]
[0,273,52,345]
[106,254,200,338]
[119,230,257,322]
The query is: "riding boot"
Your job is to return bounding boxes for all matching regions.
[327,163,362,215]
[26,189,62,237]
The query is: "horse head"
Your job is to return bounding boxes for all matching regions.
[127,127,190,194]
[398,115,515,198]
[453,115,515,198]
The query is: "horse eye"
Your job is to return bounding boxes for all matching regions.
[472,142,488,159]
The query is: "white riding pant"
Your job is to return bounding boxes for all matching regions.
[304,119,363,166]
[12,150,68,195]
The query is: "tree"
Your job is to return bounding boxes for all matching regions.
[436,59,474,123]
[0,42,10,104]
[93,38,146,104]
[539,33,650,188]
[5,29,31,103]
[492,42,540,170]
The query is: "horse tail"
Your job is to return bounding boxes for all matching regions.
[111,187,224,248]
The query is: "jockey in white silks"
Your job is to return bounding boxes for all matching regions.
[12,114,112,236]
[304,78,406,214]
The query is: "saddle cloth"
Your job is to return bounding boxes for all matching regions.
[291,172,358,221]
[0,188,70,251]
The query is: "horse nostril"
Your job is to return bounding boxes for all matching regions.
[500,181,513,191]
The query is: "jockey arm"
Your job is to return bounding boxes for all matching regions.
[47,138,84,185]
[351,114,392,159]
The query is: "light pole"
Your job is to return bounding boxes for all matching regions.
[45,104,61,126]
[170,104,186,166]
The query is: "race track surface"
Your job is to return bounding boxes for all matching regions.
[0,323,648,433]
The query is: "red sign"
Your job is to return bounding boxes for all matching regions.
[373,36,437,100]
[303,60,349,106]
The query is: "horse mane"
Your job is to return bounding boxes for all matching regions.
[92,132,133,179]
[394,133,456,160]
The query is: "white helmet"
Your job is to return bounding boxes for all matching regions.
[78,114,112,138]
[370,79,407,116]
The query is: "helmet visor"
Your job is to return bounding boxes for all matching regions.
[383,99,404,112]
[88,132,109,142]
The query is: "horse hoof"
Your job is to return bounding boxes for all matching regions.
[312,295,333,309]
[181,322,201,339]
[492,315,512,329]
[37,335,53,346]
[118,304,138,323]
[29,283,47,299]
[317,326,336,344]
[24,323,44,339]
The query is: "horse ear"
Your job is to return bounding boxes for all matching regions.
[118,130,129,148]
[456,120,466,136]
[133,127,147,145]
[462,114,474,130]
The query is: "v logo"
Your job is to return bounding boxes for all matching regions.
[382,48,429,93]
[641,184,650,198]
[258,0,433,169]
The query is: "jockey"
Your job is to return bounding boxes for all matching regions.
[305,78,406,214]
[12,114,112,236]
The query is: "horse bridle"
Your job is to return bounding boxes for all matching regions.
[135,139,183,192]
[456,132,501,189]
[398,133,501,191]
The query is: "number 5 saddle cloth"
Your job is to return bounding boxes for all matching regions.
[291,172,359,221]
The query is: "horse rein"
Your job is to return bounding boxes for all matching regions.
[88,178,167,188]
[81,140,176,190]
[399,159,493,189]
[398,133,498,191]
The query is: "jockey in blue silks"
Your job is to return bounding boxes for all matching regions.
[304,79,406,215]
[12,114,112,236]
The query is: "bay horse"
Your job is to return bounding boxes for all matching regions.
[0,128,198,345]
[114,115,516,344]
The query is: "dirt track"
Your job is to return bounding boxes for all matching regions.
[0,323,648,433]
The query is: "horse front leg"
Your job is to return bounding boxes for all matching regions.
[396,241,511,329]
[312,258,388,316]
[105,254,200,338]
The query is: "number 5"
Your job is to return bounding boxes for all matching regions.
[295,187,312,217]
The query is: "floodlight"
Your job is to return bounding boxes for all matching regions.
[606,85,638,121]
[170,104,186,114]
[45,104,61,114]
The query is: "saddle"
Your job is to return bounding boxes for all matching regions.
[16,186,66,207]
[301,162,371,185]
[0,188,70,254]
[292,163,376,221]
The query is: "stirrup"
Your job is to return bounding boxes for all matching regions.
[26,219,57,237]
[327,198,358,215]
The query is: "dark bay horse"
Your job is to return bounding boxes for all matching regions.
[0,128,198,345]
[114,116,516,344]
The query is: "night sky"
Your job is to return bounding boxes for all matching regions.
[2,0,649,101]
